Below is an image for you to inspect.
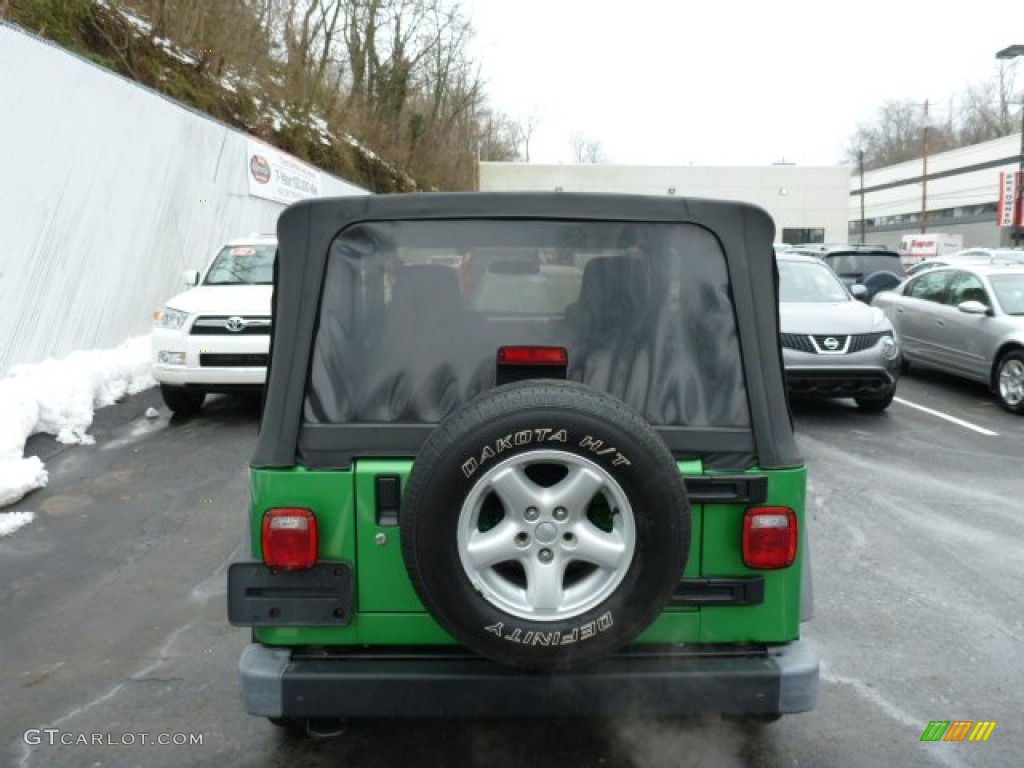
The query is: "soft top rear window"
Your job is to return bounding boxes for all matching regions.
[303,219,750,428]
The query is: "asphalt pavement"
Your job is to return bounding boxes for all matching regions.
[1,371,1021,768]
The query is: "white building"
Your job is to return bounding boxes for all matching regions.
[849,132,1024,249]
[479,163,851,245]
[480,129,1024,252]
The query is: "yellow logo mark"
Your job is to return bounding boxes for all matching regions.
[922,720,997,742]
[968,721,997,742]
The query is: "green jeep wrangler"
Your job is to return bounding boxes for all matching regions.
[228,192,818,730]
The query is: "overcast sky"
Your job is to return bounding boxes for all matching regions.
[462,0,1023,168]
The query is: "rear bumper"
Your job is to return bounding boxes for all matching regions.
[238,641,819,718]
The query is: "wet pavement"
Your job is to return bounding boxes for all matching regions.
[2,371,1021,767]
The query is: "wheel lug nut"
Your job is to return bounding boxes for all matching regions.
[538,548,553,563]
[515,533,530,547]
[553,506,568,521]
[524,507,539,521]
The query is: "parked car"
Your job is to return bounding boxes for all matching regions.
[905,248,1024,277]
[151,234,275,415]
[227,192,818,734]
[872,263,1024,413]
[777,252,901,411]
[789,244,905,301]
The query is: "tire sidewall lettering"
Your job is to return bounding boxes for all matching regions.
[484,611,615,646]
[460,427,631,479]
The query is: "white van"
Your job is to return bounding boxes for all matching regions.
[899,233,963,265]
[151,234,275,414]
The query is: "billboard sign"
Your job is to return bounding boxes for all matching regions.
[246,138,321,205]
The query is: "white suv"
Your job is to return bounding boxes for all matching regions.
[152,234,276,415]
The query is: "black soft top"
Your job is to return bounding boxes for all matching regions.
[252,192,801,470]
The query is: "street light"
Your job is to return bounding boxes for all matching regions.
[996,45,1024,246]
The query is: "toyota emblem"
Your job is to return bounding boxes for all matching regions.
[823,336,840,351]
[225,316,246,332]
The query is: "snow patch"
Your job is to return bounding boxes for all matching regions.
[0,335,156,509]
[310,115,331,135]
[111,3,153,36]
[0,511,35,537]
[153,38,198,66]
[0,457,47,509]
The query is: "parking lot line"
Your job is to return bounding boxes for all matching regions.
[893,397,999,437]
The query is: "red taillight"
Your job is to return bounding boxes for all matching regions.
[742,507,797,569]
[497,346,569,366]
[262,508,318,570]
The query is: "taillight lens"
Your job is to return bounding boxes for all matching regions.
[262,508,318,570]
[742,507,797,569]
[497,346,569,366]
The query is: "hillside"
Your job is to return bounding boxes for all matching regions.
[2,0,516,192]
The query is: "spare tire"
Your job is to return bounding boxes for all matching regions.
[400,380,691,670]
[860,270,903,301]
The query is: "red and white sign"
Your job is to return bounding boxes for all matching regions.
[998,171,1023,228]
[899,233,963,264]
[246,138,321,205]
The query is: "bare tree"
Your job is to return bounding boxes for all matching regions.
[568,131,586,163]
[957,81,1005,145]
[581,139,606,164]
[847,63,1023,168]
[516,110,541,162]
[569,131,606,164]
[844,100,952,169]
[475,108,520,162]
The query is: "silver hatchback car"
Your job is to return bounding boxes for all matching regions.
[872,264,1024,413]
[778,253,902,411]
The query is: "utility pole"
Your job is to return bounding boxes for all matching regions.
[858,150,866,244]
[920,100,929,234]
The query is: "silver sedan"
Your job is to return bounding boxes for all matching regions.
[778,253,902,411]
[904,248,1024,277]
[872,264,1024,413]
